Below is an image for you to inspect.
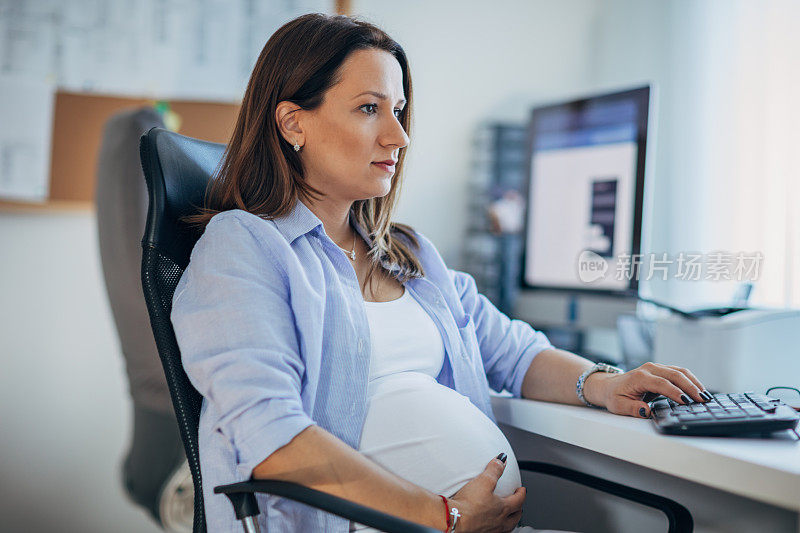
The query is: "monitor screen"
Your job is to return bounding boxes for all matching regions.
[521,86,651,294]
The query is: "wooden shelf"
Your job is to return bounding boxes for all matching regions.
[0,198,94,213]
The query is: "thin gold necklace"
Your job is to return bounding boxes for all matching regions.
[335,231,356,261]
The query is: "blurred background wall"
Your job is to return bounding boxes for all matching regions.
[1,0,798,531]
[351,0,601,263]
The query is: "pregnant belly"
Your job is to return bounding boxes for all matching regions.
[356,372,521,499]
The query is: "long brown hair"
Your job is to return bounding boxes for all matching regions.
[182,13,423,290]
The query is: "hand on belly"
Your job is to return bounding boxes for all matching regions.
[358,377,522,498]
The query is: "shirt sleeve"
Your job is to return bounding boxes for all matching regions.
[170,213,316,478]
[449,269,554,398]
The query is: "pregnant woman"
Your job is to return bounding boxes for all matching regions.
[171,13,711,533]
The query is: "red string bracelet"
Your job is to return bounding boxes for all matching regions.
[438,495,452,532]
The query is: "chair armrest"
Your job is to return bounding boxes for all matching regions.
[214,480,441,533]
[518,460,693,533]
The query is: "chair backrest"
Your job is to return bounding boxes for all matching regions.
[97,108,174,414]
[139,127,226,533]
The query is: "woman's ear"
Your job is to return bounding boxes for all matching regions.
[275,101,305,149]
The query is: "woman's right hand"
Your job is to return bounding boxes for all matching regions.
[447,454,526,533]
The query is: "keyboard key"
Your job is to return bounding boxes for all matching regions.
[746,393,771,402]
[712,412,747,419]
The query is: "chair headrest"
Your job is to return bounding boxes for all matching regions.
[139,127,226,269]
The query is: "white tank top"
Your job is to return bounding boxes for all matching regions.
[351,287,521,531]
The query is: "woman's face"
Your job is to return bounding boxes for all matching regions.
[299,48,410,203]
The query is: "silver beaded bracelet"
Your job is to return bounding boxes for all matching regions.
[576,362,624,408]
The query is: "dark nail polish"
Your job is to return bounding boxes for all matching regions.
[496,452,507,463]
[681,394,691,404]
[702,390,713,401]
[639,407,647,417]
[700,391,710,401]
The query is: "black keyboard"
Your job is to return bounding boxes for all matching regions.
[649,392,800,437]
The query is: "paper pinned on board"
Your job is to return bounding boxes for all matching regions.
[0,75,55,202]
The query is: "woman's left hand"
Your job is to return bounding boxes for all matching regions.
[584,362,712,418]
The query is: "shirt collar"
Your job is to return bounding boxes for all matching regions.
[272,199,372,248]
[271,199,324,244]
[272,199,401,273]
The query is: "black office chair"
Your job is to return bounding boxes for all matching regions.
[138,126,694,533]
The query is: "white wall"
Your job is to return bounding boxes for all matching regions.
[588,0,800,309]
[0,211,161,533]
[351,0,602,266]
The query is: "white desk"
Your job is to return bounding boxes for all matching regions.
[492,396,800,532]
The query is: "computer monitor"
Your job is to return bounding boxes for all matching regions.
[521,86,652,295]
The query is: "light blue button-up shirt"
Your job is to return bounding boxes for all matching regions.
[170,200,553,533]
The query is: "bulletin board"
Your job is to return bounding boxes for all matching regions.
[0,92,240,212]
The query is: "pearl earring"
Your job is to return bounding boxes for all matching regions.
[293,142,301,152]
